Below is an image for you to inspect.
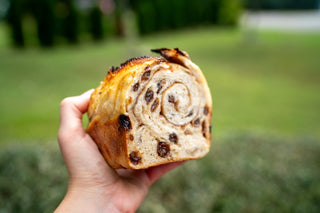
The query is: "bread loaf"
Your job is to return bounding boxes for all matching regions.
[87,48,212,169]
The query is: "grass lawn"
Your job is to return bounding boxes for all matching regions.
[1,26,320,143]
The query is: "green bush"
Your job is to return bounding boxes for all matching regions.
[6,0,26,47]
[138,132,320,212]
[132,0,157,34]
[88,6,104,41]
[64,2,78,44]
[0,143,67,213]
[0,133,319,212]
[31,0,56,46]
[130,0,243,35]
[218,0,242,26]
[55,0,78,44]
[245,0,318,10]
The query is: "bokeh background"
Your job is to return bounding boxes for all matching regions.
[1,0,320,212]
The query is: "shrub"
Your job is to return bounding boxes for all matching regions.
[245,0,318,10]
[88,6,104,41]
[130,0,243,35]
[1,133,319,212]
[0,143,67,213]
[218,0,243,26]
[30,0,56,46]
[138,132,320,212]
[6,0,25,47]
[57,0,79,44]
[131,0,157,34]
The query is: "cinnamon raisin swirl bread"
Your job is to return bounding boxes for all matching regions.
[87,48,212,169]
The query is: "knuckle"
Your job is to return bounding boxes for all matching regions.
[60,97,73,108]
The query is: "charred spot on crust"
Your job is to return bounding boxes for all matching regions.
[151,48,189,67]
[174,48,190,58]
[151,48,170,54]
[118,114,132,131]
[120,56,151,68]
[141,70,151,81]
[157,142,170,158]
[209,125,212,133]
[133,82,140,92]
[157,79,166,94]
[129,151,141,165]
[129,134,134,141]
[145,88,154,103]
[193,118,200,127]
[204,106,209,115]
[169,133,178,143]
[110,66,117,72]
[151,98,159,112]
[168,95,175,103]
[107,66,119,74]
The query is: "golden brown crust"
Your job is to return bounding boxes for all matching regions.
[87,57,163,169]
[87,117,126,169]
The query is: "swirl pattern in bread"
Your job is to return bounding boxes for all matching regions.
[87,48,212,169]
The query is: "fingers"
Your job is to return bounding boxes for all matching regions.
[59,89,94,138]
[58,89,120,185]
[145,161,185,186]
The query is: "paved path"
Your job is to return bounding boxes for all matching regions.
[241,11,320,32]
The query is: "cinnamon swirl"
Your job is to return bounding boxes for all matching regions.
[87,48,212,169]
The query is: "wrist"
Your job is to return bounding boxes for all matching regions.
[55,183,119,213]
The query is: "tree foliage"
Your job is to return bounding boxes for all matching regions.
[245,0,318,10]
[129,0,243,35]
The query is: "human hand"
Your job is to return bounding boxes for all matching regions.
[55,89,184,213]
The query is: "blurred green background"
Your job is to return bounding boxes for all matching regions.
[1,0,320,212]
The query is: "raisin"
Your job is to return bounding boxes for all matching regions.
[141,70,151,81]
[193,118,200,127]
[145,88,154,103]
[204,106,209,115]
[157,142,170,158]
[157,79,166,94]
[129,151,141,165]
[187,110,194,117]
[118,114,132,131]
[151,98,159,112]
[169,133,178,143]
[202,121,207,138]
[129,134,134,141]
[145,65,150,71]
[168,95,175,103]
[133,82,140,92]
